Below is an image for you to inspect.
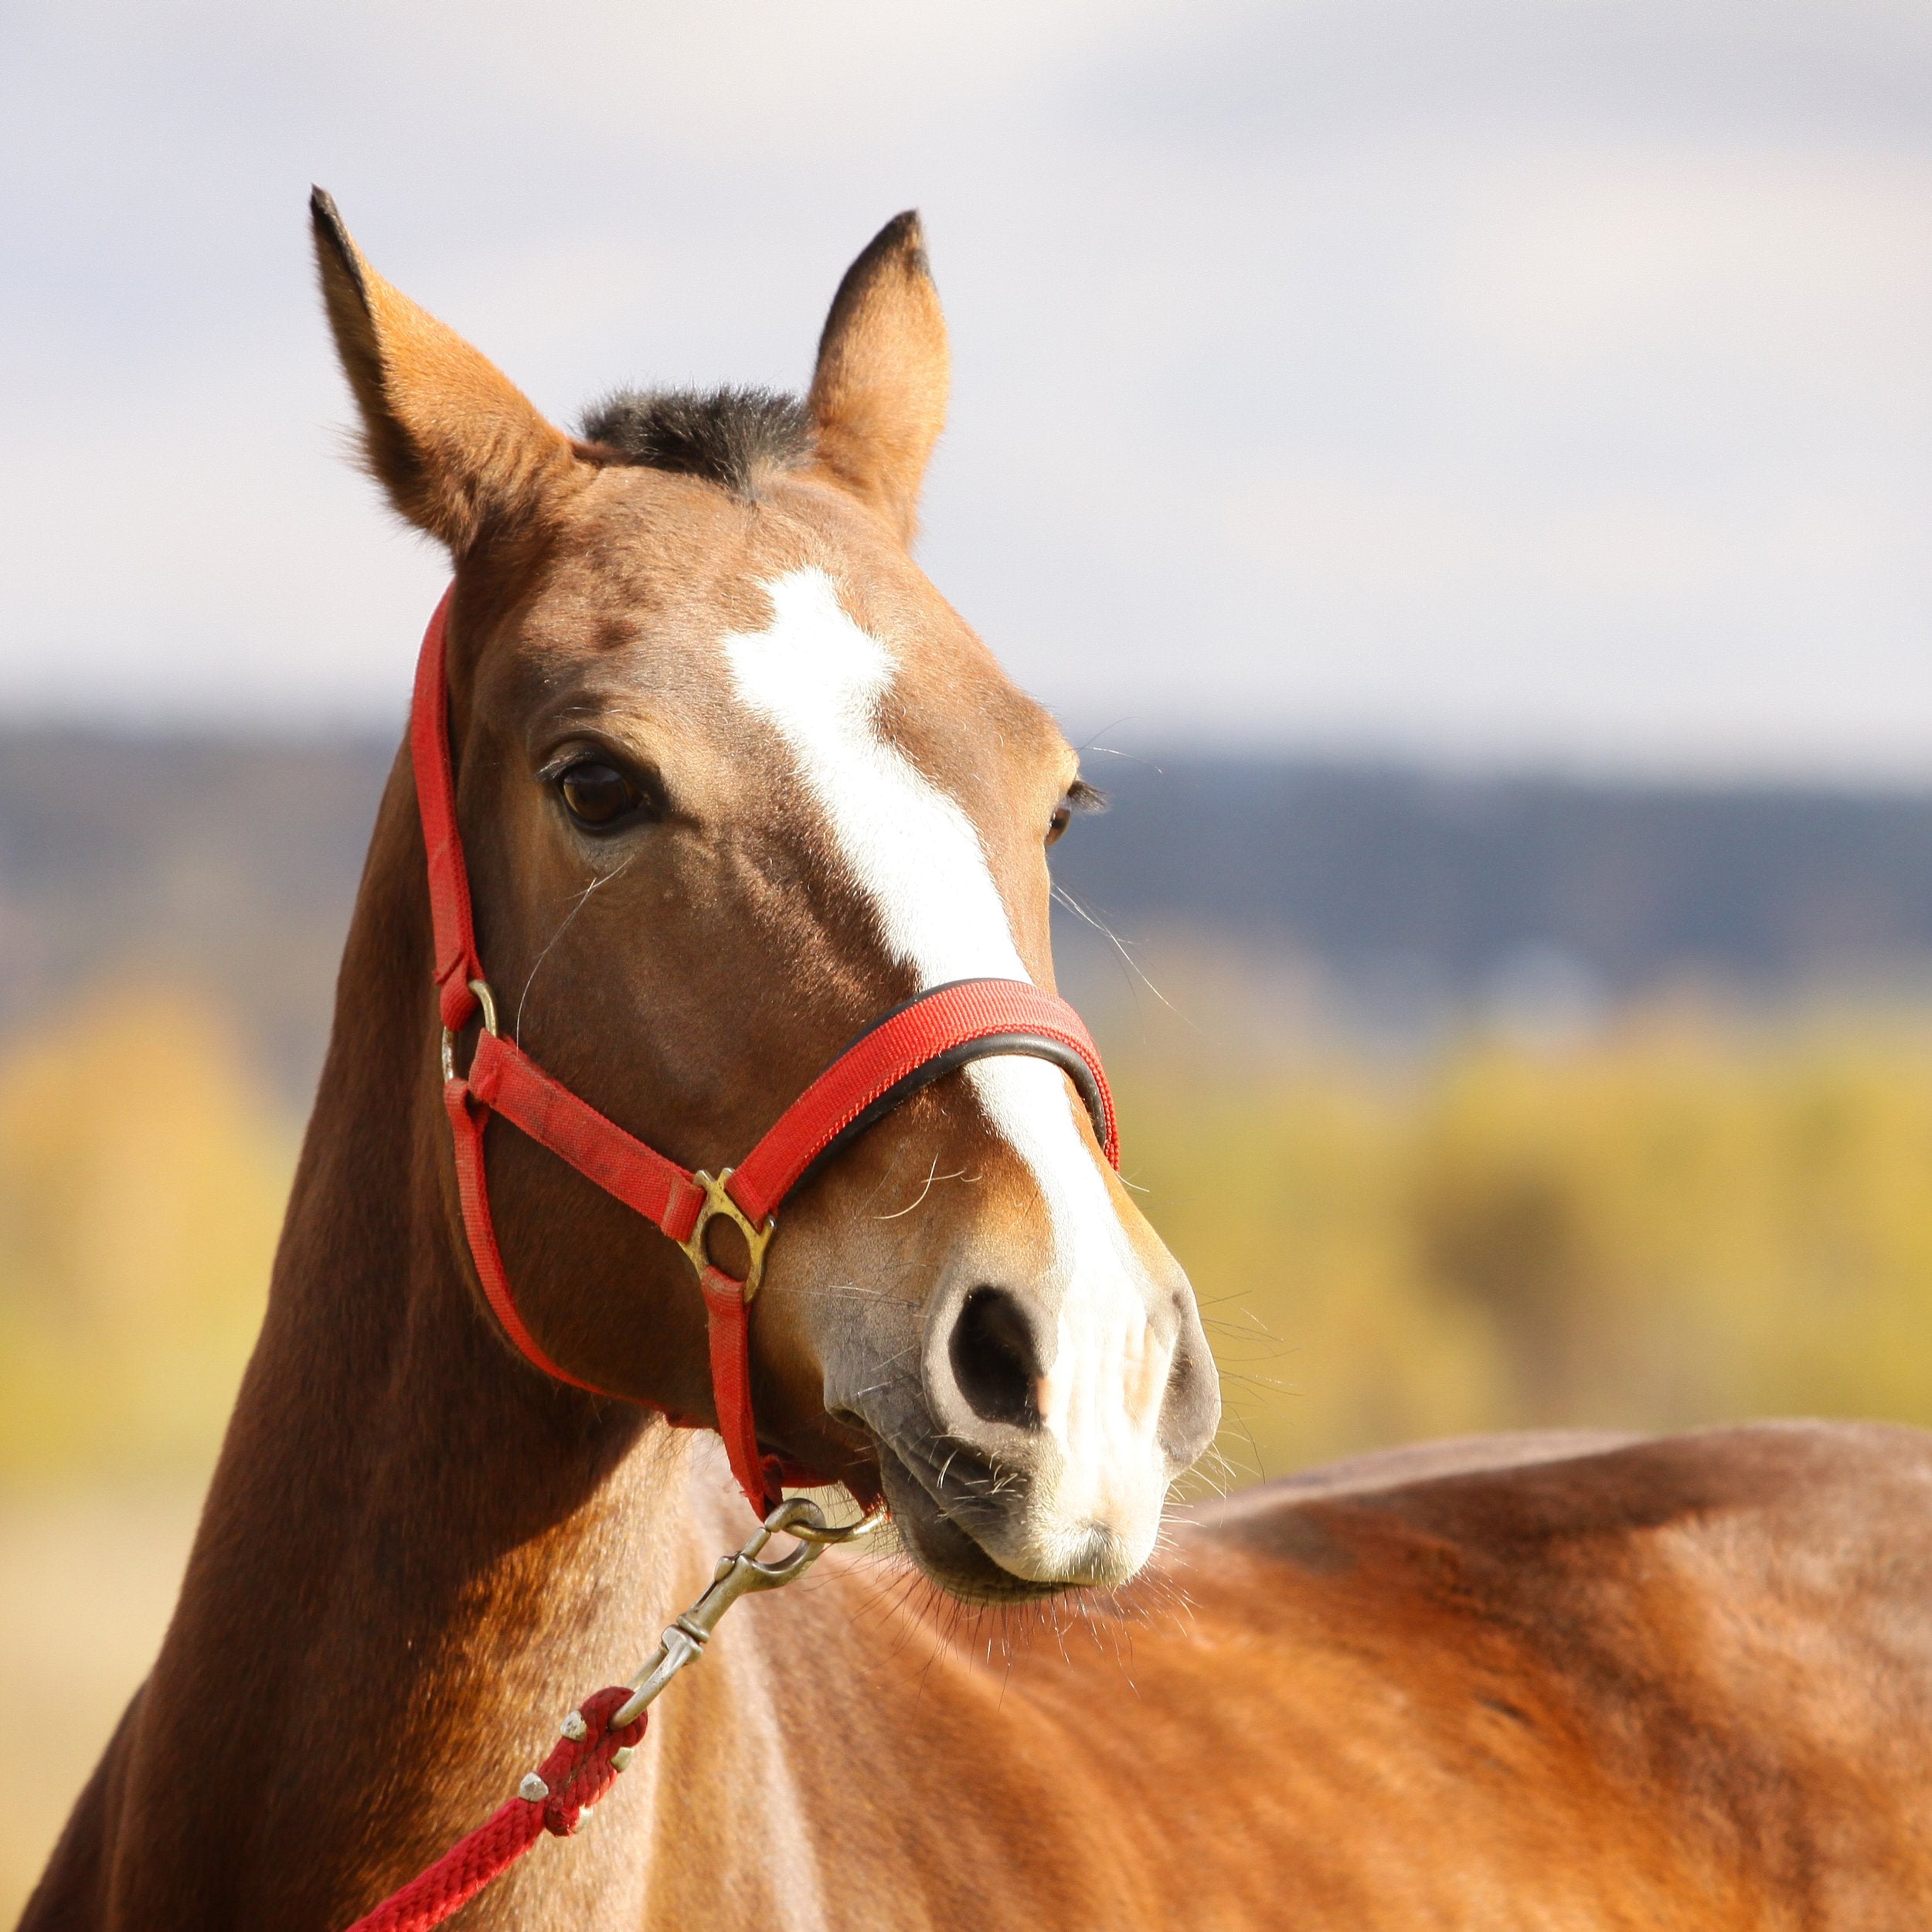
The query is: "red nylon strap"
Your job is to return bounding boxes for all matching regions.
[443,1076,618,1400]
[414,590,1119,1516]
[467,1031,706,1243]
[726,976,1117,1226]
[410,587,485,1033]
[701,1264,779,1507]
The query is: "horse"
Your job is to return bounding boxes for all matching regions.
[22,195,1932,1931]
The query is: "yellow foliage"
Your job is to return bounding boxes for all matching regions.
[1115,1009,1932,1488]
[0,987,293,1483]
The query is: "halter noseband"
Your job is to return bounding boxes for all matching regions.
[413,588,1119,1513]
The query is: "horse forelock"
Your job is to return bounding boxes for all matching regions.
[580,386,815,500]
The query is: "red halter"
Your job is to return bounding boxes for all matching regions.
[413,588,1119,1512]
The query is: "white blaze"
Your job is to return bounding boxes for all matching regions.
[723,569,1165,1552]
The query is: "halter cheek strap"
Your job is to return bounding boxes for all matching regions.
[411,588,1120,1514]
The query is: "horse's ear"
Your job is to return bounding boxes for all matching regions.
[807,212,949,545]
[310,188,577,553]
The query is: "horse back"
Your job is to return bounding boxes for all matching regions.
[1087,1421,1932,1924]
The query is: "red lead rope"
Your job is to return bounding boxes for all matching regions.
[411,587,1120,1512]
[345,1497,872,1932]
[344,1689,645,1932]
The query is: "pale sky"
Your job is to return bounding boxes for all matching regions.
[3,0,1930,778]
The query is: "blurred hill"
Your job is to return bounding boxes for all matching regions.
[1053,757,1932,1037]
[8,729,1932,1101]
[0,730,393,1102]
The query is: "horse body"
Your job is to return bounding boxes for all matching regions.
[647,1421,1932,1930]
[22,200,1932,1928]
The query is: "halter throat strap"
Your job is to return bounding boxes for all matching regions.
[410,588,1119,1513]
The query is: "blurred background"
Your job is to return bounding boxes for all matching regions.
[6,0,1932,1909]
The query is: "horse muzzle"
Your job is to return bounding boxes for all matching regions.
[846,1247,1220,1603]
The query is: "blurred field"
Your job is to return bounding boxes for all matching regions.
[0,1488,205,1914]
[1116,989,1932,1485]
[13,970,1932,1909]
[0,985,294,1913]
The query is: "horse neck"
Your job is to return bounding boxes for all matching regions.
[99,757,713,1927]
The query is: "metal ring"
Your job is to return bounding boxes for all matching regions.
[762,1495,889,1546]
[676,1168,776,1304]
[610,1495,891,1728]
[439,977,500,1084]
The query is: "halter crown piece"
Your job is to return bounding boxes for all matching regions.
[413,587,1120,1513]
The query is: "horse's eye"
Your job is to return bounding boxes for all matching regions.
[558,760,637,828]
[1046,777,1103,848]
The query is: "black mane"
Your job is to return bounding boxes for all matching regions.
[580,386,814,498]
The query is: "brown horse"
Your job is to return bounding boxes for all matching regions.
[22,198,1932,1930]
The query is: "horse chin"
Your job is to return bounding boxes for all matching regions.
[872,1442,1072,1606]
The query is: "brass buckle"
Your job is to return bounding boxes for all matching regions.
[678,1168,775,1304]
[439,977,499,1084]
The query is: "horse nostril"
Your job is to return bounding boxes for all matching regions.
[947,1287,1045,1430]
[1158,1304,1222,1467]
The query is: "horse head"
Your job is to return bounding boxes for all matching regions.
[311,193,1219,1605]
